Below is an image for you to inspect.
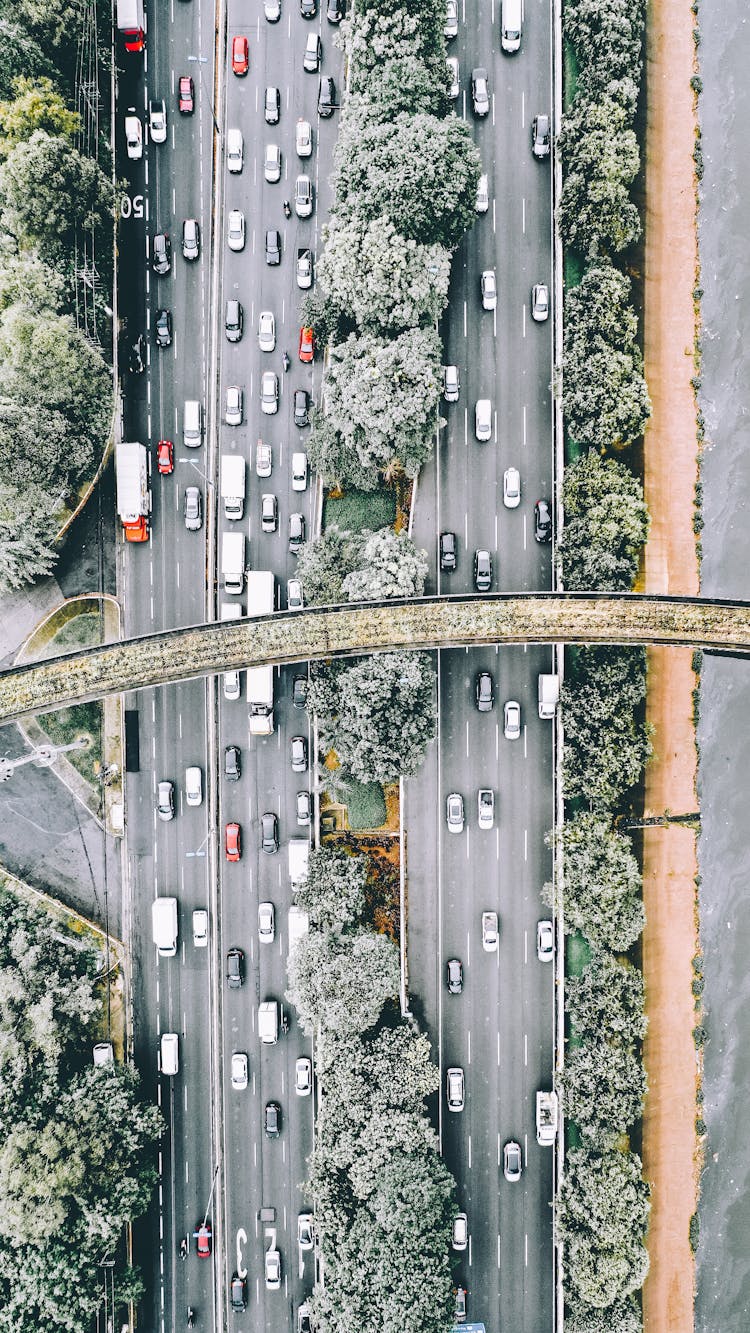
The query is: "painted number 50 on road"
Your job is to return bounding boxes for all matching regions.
[121,194,144,219]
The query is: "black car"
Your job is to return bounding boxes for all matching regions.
[318,75,336,117]
[289,512,306,554]
[152,231,171,275]
[532,113,551,159]
[294,388,310,427]
[447,958,463,994]
[261,811,279,854]
[155,308,172,347]
[226,948,244,989]
[230,1274,247,1312]
[224,745,241,781]
[300,0,317,15]
[473,549,492,592]
[292,675,308,709]
[534,498,552,543]
[225,299,243,343]
[475,670,494,712]
[265,228,281,266]
[439,531,456,572]
[326,0,344,19]
[264,1100,281,1137]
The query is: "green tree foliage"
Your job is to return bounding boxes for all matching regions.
[296,528,365,605]
[559,96,640,257]
[349,59,447,119]
[0,399,89,491]
[564,0,645,110]
[309,652,436,784]
[546,812,644,951]
[565,1296,643,1333]
[560,450,650,592]
[294,844,369,932]
[0,77,79,157]
[342,528,428,601]
[557,1149,650,1309]
[0,250,65,314]
[0,20,58,102]
[566,952,647,1045]
[288,929,401,1037]
[344,0,446,99]
[0,130,114,265]
[560,1041,646,1147]
[318,215,451,333]
[564,264,651,451]
[561,646,651,809]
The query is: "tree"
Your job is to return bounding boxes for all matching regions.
[296,528,364,605]
[318,215,451,332]
[557,1148,650,1309]
[564,265,651,451]
[0,250,65,315]
[564,1296,643,1333]
[0,130,114,263]
[559,1041,646,1146]
[0,77,80,156]
[560,450,650,592]
[545,812,644,951]
[309,652,436,784]
[566,952,646,1045]
[349,58,447,118]
[288,929,400,1036]
[565,0,645,109]
[561,645,651,809]
[293,845,369,931]
[344,0,446,93]
[0,399,89,490]
[0,482,59,591]
[342,528,428,601]
[559,96,640,257]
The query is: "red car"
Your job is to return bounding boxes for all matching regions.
[225,822,241,861]
[298,326,314,363]
[231,35,249,75]
[195,1222,212,1258]
[178,76,194,114]
[156,439,173,475]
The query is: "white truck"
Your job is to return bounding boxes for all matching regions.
[115,442,150,543]
[220,454,246,520]
[221,532,245,595]
[246,571,275,735]
[536,1090,559,1145]
[116,0,145,51]
[538,673,560,720]
[152,897,178,958]
[288,838,310,890]
[288,905,309,960]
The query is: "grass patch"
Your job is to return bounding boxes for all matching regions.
[566,929,591,979]
[563,37,579,112]
[48,612,102,654]
[345,780,387,831]
[39,702,102,786]
[324,488,397,533]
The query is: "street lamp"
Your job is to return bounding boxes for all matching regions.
[187,55,220,136]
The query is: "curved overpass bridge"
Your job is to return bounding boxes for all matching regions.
[1,592,748,725]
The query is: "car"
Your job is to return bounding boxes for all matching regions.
[473,549,492,592]
[440,531,457,572]
[482,910,499,952]
[295,174,313,217]
[231,1052,248,1090]
[228,209,245,252]
[261,371,279,414]
[125,110,142,160]
[226,948,244,989]
[265,228,281,265]
[447,958,463,994]
[532,113,551,158]
[257,441,273,476]
[291,735,308,772]
[295,1056,312,1095]
[265,1247,281,1290]
[156,438,173,475]
[475,670,494,712]
[258,310,276,352]
[478,788,494,829]
[265,0,281,18]
[471,67,490,116]
[298,1213,314,1250]
[443,364,460,402]
[155,308,172,347]
[537,919,554,962]
[185,766,202,806]
[476,171,489,213]
[532,282,550,321]
[196,1222,211,1257]
[292,453,309,493]
[182,217,200,261]
[227,127,244,173]
[504,699,521,740]
[503,466,521,508]
[288,578,304,610]
[452,1214,468,1251]
[261,811,279,854]
[447,1067,464,1111]
[296,118,313,157]
[475,398,492,441]
[294,388,310,427]
[444,0,458,39]
[225,822,241,861]
[300,0,317,16]
[149,98,167,143]
[152,231,171,275]
[296,248,313,289]
[304,32,321,71]
[481,269,497,310]
[534,498,553,542]
[264,1100,281,1138]
[231,34,249,75]
[293,675,308,708]
[225,385,243,426]
[223,671,241,701]
[192,907,208,947]
[296,790,311,825]
[157,780,174,821]
[264,142,281,183]
[298,1303,312,1333]
[230,1273,247,1310]
[318,75,336,117]
[289,511,306,553]
[503,1139,523,1181]
[178,76,194,114]
[224,745,241,781]
[265,86,281,124]
[261,492,278,533]
[225,299,243,342]
[455,1286,467,1323]
[258,901,276,942]
[299,326,314,362]
[327,0,344,20]
[184,486,201,531]
[446,792,464,834]
[446,55,459,99]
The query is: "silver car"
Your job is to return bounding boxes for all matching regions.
[475,398,492,441]
[261,371,279,415]
[227,208,245,251]
[503,466,521,508]
[504,699,521,740]
[443,364,460,402]
[503,1139,523,1181]
[447,1066,464,1111]
[296,790,312,825]
[258,901,275,943]
[477,788,494,829]
[532,282,549,321]
[446,56,459,99]
[184,486,202,531]
[157,780,174,821]
[231,1052,248,1090]
[295,174,313,218]
[258,310,276,352]
[444,0,458,39]
[264,143,281,183]
[446,792,464,834]
[537,919,554,962]
[481,269,497,311]
[225,385,243,426]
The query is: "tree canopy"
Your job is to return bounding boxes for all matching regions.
[559,95,640,257]
[561,645,651,809]
[546,812,644,951]
[560,450,650,593]
[557,1149,650,1309]
[318,215,451,333]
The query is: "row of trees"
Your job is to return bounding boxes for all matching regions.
[287,847,457,1333]
[0,883,162,1332]
[297,525,427,605]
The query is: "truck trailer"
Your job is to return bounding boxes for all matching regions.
[221,532,245,595]
[116,0,145,51]
[152,897,178,958]
[288,838,310,890]
[220,454,246,520]
[115,442,150,543]
[246,571,275,734]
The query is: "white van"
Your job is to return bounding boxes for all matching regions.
[258,1000,279,1044]
[476,173,489,214]
[185,766,202,806]
[501,0,522,52]
[160,1032,179,1076]
[183,399,203,448]
[227,127,244,173]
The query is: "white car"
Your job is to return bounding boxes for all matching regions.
[264,142,281,183]
[503,466,521,508]
[303,32,321,71]
[475,398,492,441]
[444,0,458,39]
[287,578,303,610]
[504,699,521,740]
[125,110,142,160]
[261,492,278,533]
[297,1213,314,1251]
[295,174,313,217]
[261,371,279,415]
[185,766,202,806]
[477,788,494,830]
[482,910,499,952]
[476,172,489,213]
[537,919,554,962]
[265,1249,281,1291]
[223,670,241,700]
[481,269,497,311]
[148,98,167,144]
[256,441,273,476]
[157,780,174,821]
[447,1066,464,1111]
[264,0,281,18]
[231,1052,248,1090]
[532,282,550,321]
[443,365,460,403]
[291,451,308,491]
[452,1213,468,1251]
[296,790,312,826]
[192,909,208,948]
[228,208,245,251]
[446,792,464,834]
[225,385,243,426]
[296,118,312,157]
[258,310,276,352]
[446,56,459,99]
[258,901,276,942]
[295,1056,312,1095]
[504,1139,523,1181]
[296,249,313,289]
[227,126,243,172]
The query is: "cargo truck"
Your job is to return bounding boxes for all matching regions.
[115,441,150,543]
[288,905,309,960]
[152,897,178,957]
[220,455,246,520]
[536,1090,558,1145]
[538,673,559,720]
[116,0,145,51]
[288,838,310,890]
[221,532,245,595]
[246,571,275,734]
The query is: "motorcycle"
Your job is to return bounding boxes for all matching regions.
[187,1307,196,1328]
[179,1236,188,1260]
[283,199,291,218]
[282,351,290,373]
